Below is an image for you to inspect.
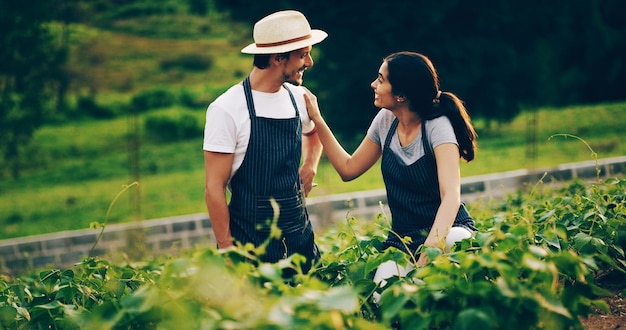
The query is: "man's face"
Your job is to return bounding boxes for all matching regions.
[282,46,314,86]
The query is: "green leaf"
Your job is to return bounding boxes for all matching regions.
[0,305,18,323]
[32,300,64,310]
[452,308,495,330]
[538,209,556,222]
[590,298,610,314]
[120,286,156,314]
[528,245,549,258]
[425,247,443,261]
[258,263,282,281]
[533,292,571,318]
[573,232,607,254]
[55,284,81,303]
[400,310,431,330]
[317,286,359,313]
[379,285,412,322]
[522,255,549,272]
[353,278,376,296]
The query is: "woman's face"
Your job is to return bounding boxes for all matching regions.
[371,61,397,109]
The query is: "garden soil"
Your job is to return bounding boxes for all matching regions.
[580,270,626,329]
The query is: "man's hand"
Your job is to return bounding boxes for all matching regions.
[299,165,316,196]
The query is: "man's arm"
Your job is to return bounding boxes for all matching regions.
[204,150,235,248]
[300,129,323,196]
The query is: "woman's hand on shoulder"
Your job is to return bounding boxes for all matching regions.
[302,86,322,123]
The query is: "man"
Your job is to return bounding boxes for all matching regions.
[203,10,326,273]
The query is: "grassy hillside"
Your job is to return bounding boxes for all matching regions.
[0,10,625,240]
[65,10,251,96]
[1,101,624,240]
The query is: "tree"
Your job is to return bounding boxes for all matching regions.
[213,0,626,143]
[0,1,67,178]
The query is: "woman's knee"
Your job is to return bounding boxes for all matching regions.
[373,260,414,304]
[445,226,473,252]
[373,260,414,284]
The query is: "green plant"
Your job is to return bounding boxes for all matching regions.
[0,178,625,328]
[178,88,205,108]
[130,88,176,112]
[144,112,201,141]
[76,95,117,119]
[90,182,139,252]
[159,54,213,72]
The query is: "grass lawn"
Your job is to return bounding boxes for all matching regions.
[1,13,625,240]
[1,101,624,240]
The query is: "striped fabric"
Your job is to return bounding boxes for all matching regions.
[381,118,475,254]
[228,76,319,271]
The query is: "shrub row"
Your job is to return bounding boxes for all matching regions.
[73,88,206,118]
[144,112,201,142]
[1,178,624,329]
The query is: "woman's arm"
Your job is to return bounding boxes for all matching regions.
[303,88,381,181]
[417,142,462,266]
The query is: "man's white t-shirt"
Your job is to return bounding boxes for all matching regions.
[203,82,315,179]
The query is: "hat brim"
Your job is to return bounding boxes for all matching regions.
[241,29,328,54]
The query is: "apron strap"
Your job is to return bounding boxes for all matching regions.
[242,76,256,118]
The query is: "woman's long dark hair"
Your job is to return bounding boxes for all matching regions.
[385,51,477,162]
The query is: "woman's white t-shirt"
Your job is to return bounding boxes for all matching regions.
[203,83,315,179]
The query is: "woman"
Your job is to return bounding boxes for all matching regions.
[303,51,478,289]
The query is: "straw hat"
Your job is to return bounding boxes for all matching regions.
[241,10,328,54]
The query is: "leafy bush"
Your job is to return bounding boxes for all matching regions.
[77,96,117,119]
[130,88,176,112]
[178,88,206,108]
[159,54,213,72]
[144,112,201,141]
[187,0,209,15]
[100,2,179,21]
[1,178,624,329]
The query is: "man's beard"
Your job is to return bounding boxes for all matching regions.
[284,68,305,86]
[284,75,302,86]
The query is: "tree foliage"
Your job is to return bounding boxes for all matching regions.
[1,0,625,175]
[214,0,626,144]
[0,0,69,177]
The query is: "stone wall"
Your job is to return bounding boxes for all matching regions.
[1,156,625,275]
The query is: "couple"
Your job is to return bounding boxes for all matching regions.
[203,10,477,285]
